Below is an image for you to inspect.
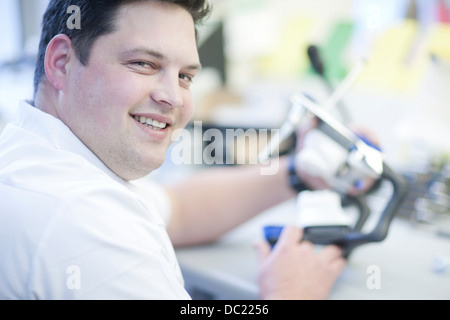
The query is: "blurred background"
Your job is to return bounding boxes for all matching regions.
[1,0,449,224]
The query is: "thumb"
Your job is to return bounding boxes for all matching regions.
[253,240,271,264]
[276,225,304,247]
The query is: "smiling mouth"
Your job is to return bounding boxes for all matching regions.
[132,115,168,131]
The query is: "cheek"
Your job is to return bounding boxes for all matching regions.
[179,94,195,127]
[70,66,141,123]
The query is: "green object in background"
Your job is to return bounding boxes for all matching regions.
[229,0,269,15]
[320,21,355,82]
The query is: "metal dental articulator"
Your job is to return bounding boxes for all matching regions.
[259,65,409,257]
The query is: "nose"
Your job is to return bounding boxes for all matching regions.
[150,73,183,109]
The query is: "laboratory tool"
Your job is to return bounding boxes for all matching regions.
[307,45,351,123]
[263,93,409,257]
[258,57,366,164]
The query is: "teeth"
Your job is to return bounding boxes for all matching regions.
[133,115,167,130]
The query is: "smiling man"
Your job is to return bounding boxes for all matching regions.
[37,1,202,181]
[0,0,345,300]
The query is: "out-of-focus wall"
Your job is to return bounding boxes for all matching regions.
[0,0,48,127]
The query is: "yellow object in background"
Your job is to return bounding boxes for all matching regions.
[429,23,450,61]
[357,19,430,92]
[254,13,449,94]
[257,16,314,78]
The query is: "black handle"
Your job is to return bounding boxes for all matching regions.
[300,163,408,258]
[338,163,409,257]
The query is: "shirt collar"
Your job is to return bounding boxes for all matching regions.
[17,100,127,185]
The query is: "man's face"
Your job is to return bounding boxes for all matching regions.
[59,1,201,180]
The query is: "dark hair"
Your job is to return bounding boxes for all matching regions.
[33,0,211,95]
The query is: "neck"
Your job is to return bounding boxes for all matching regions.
[33,81,61,120]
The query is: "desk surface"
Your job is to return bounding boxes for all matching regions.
[176,199,450,300]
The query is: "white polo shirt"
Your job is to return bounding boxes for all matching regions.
[0,101,190,300]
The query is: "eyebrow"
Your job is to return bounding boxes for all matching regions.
[122,47,202,70]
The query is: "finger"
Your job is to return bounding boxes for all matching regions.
[331,256,347,273]
[253,240,271,264]
[276,225,303,247]
[326,253,347,276]
[320,244,345,262]
[349,125,380,147]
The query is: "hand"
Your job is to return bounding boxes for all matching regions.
[295,118,381,195]
[293,117,331,191]
[346,125,381,196]
[255,225,346,300]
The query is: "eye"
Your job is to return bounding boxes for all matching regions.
[128,61,158,74]
[179,73,194,89]
[179,73,193,82]
[132,61,153,68]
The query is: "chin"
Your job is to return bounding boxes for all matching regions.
[112,147,169,181]
[129,159,166,181]
[121,169,154,182]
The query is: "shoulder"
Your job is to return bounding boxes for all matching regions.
[0,180,180,299]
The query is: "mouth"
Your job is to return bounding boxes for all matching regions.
[131,115,170,131]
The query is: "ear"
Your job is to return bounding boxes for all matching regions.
[44,34,73,91]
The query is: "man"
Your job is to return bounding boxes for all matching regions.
[0,0,345,299]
